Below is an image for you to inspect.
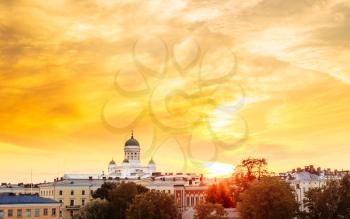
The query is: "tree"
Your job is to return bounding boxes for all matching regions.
[109,182,149,219]
[92,182,117,201]
[236,157,268,180]
[238,176,298,219]
[232,157,269,202]
[206,182,235,208]
[76,199,110,219]
[195,202,228,219]
[304,175,350,219]
[126,191,179,219]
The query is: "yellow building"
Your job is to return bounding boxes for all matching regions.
[39,178,103,219]
[0,193,60,219]
[39,177,151,219]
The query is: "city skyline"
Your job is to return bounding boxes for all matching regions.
[1,0,350,183]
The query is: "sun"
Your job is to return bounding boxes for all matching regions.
[204,162,235,178]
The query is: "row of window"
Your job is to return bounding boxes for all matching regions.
[126,152,139,160]
[60,190,87,196]
[41,189,92,196]
[185,196,204,207]
[0,208,56,218]
[61,198,86,207]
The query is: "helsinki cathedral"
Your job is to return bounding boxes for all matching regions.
[107,132,156,179]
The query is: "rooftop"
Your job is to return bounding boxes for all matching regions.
[0,194,58,205]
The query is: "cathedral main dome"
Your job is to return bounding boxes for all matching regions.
[125,133,140,146]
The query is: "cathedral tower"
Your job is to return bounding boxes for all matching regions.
[124,131,140,164]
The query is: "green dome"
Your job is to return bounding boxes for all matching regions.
[125,134,140,146]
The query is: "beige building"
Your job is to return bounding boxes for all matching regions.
[0,194,60,219]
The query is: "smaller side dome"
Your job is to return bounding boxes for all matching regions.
[109,158,116,165]
[148,158,155,165]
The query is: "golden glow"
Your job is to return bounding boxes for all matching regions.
[1,0,350,183]
[204,162,235,178]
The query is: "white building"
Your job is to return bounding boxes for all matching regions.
[287,171,326,211]
[107,133,156,179]
[283,166,348,211]
[62,133,157,181]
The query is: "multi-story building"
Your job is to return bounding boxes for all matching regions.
[0,184,39,195]
[0,193,60,219]
[39,174,210,219]
[282,165,348,211]
[147,173,204,194]
[39,176,153,219]
[174,184,207,211]
[39,178,106,219]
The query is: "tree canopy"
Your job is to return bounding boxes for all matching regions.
[206,182,235,208]
[109,182,149,219]
[92,182,117,201]
[304,175,350,219]
[238,176,298,219]
[126,191,179,219]
[78,182,149,219]
[76,199,110,219]
[195,202,228,219]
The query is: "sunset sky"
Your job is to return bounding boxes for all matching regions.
[1,0,350,183]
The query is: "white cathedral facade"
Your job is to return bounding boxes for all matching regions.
[107,133,156,179]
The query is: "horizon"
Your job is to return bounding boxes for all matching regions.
[1,0,350,184]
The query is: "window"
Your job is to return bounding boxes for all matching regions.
[59,190,63,195]
[70,199,75,206]
[82,199,86,206]
[34,209,39,217]
[43,209,48,216]
[8,209,13,217]
[71,190,74,195]
[51,208,56,216]
[0,210,3,218]
[17,209,22,217]
[26,209,31,217]
[82,190,85,195]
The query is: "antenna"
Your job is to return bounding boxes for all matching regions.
[30,169,33,194]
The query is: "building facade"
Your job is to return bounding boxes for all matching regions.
[0,194,60,219]
[282,165,348,211]
[38,179,109,219]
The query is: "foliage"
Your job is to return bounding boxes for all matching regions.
[206,182,235,208]
[194,202,228,219]
[109,182,149,219]
[304,175,350,219]
[92,182,117,201]
[126,191,179,219]
[235,157,268,181]
[232,157,269,202]
[86,182,148,219]
[76,199,110,219]
[238,176,298,219]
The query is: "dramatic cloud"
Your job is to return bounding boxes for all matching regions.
[0,0,349,182]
